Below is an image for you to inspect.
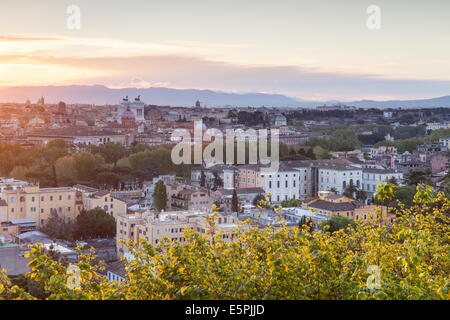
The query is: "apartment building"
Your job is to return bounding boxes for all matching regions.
[74,184,128,219]
[438,136,450,149]
[0,185,82,232]
[237,162,315,202]
[316,162,362,195]
[191,164,236,189]
[237,161,364,202]
[361,168,403,196]
[282,161,316,199]
[0,182,127,237]
[166,184,212,211]
[305,192,394,225]
[116,210,242,258]
[305,194,359,219]
[237,165,263,189]
[260,167,300,203]
[353,205,396,225]
[0,177,29,194]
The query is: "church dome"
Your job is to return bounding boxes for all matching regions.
[122,106,135,119]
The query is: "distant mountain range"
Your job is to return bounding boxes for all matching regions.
[1,85,450,108]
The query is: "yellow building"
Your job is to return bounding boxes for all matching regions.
[305,194,395,225]
[74,184,128,220]
[116,210,243,258]
[237,165,263,189]
[353,205,395,225]
[0,185,81,229]
[0,183,127,237]
[166,184,212,211]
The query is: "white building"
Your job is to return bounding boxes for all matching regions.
[317,164,362,195]
[114,96,145,124]
[439,137,450,149]
[0,178,29,197]
[260,168,300,203]
[426,122,450,133]
[273,115,287,127]
[383,111,393,118]
[106,261,126,283]
[362,168,403,196]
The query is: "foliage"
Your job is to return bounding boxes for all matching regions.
[280,198,302,207]
[343,181,367,201]
[1,183,450,300]
[313,146,330,159]
[320,215,357,234]
[393,185,417,206]
[252,194,266,207]
[2,141,192,188]
[89,142,127,166]
[374,138,423,153]
[74,208,116,240]
[231,189,239,213]
[41,211,76,241]
[153,180,167,211]
[404,170,431,186]
[329,129,362,151]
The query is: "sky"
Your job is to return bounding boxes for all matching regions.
[0,0,449,101]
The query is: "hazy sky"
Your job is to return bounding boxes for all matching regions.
[0,0,449,101]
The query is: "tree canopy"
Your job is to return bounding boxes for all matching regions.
[1,183,449,300]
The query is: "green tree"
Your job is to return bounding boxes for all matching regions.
[329,129,361,151]
[394,185,417,206]
[2,183,449,300]
[153,180,167,211]
[90,142,127,166]
[40,211,75,241]
[313,146,330,159]
[280,198,302,207]
[320,215,357,233]
[73,152,105,183]
[404,170,431,186]
[55,156,77,186]
[74,208,116,239]
[298,215,313,230]
[252,194,266,206]
[231,189,239,213]
[200,171,206,187]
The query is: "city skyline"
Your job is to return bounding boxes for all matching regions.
[1,0,450,101]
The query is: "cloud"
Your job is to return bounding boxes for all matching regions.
[24,54,450,101]
[0,35,62,42]
[1,34,450,100]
